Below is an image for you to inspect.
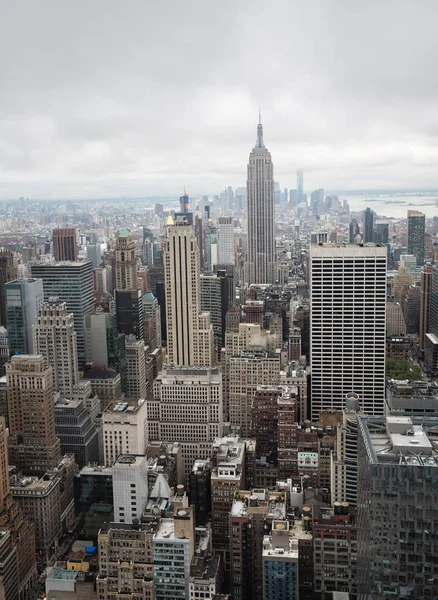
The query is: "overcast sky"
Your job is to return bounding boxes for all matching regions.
[1,0,438,199]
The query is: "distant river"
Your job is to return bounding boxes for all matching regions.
[342,194,438,219]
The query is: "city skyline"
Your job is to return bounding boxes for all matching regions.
[1,2,438,199]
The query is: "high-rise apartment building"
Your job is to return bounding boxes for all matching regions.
[246,118,276,284]
[52,227,78,262]
[357,415,438,599]
[33,298,79,396]
[84,310,126,383]
[97,521,156,600]
[7,354,61,474]
[310,244,387,417]
[102,399,148,466]
[0,249,17,327]
[112,454,149,524]
[420,265,433,351]
[164,217,214,367]
[142,291,162,351]
[5,278,44,355]
[115,235,138,290]
[363,207,374,243]
[0,417,37,600]
[147,366,223,479]
[263,521,299,600]
[125,335,147,400]
[296,168,304,203]
[217,216,234,265]
[229,350,281,437]
[30,261,94,366]
[407,209,425,266]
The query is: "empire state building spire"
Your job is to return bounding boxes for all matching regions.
[246,116,277,284]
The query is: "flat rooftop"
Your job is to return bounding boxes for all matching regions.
[359,415,438,467]
[104,398,145,415]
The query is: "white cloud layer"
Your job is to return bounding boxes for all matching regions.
[1,0,438,198]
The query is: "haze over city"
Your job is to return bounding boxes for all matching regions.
[1,0,438,199]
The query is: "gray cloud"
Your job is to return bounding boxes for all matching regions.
[1,0,438,199]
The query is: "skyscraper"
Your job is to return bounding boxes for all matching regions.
[115,235,138,290]
[7,354,61,474]
[33,298,79,396]
[419,264,432,351]
[349,218,360,243]
[5,277,44,355]
[164,216,214,367]
[296,168,304,203]
[30,261,94,366]
[217,216,234,265]
[0,249,17,327]
[310,244,387,417]
[52,227,78,262]
[363,207,374,243]
[246,117,276,284]
[407,209,426,266]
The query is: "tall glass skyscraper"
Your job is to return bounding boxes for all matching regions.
[246,117,276,284]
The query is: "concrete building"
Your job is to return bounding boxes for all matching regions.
[420,264,433,351]
[229,350,281,437]
[54,398,99,468]
[84,311,126,389]
[386,301,406,336]
[357,415,438,599]
[211,437,245,568]
[97,521,156,600]
[385,379,438,416]
[45,565,97,600]
[7,355,61,475]
[142,292,162,351]
[153,507,195,600]
[52,228,78,262]
[82,367,122,410]
[230,488,287,600]
[330,393,363,505]
[217,216,234,265]
[407,209,425,266]
[310,244,387,417]
[164,216,214,367]
[33,298,79,396]
[102,399,147,466]
[86,242,102,268]
[312,503,357,599]
[425,263,438,374]
[246,118,276,284]
[112,454,148,524]
[189,555,222,600]
[0,417,37,600]
[5,278,44,355]
[0,249,17,328]
[30,261,94,366]
[263,521,299,600]
[115,235,138,291]
[125,335,147,400]
[147,366,223,480]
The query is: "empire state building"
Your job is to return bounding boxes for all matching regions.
[246,117,276,284]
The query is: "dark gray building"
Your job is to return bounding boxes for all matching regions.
[363,207,374,243]
[54,397,99,468]
[30,261,94,366]
[5,278,44,355]
[407,209,425,266]
[115,288,144,340]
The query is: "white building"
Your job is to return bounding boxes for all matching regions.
[112,454,149,524]
[310,244,387,417]
[147,366,223,480]
[103,399,147,466]
[217,216,234,265]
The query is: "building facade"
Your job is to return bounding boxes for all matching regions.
[5,278,44,355]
